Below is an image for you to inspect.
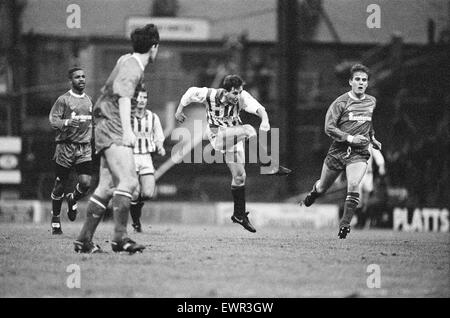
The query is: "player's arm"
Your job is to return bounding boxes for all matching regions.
[152,114,166,156]
[324,100,367,145]
[241,90,270,131]
[113,61,140,147]
[49,97,79,130]
[175,87,208,123]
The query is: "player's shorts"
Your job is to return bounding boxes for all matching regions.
[53,142,92,169]
[94,118,128,154]
[206,126,244,154]
[324,144,370,171]
[55,160,92,179]
[133,153,155,175]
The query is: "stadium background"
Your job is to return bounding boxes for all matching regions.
[0,0,449,228]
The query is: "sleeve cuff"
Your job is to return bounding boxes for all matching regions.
[346,135,354,143]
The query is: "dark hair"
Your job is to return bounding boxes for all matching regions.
[131,24,160,53]
[68,67,83,79]
[350,64,370,80]
[222,75,244,91]
[132,83,147,100]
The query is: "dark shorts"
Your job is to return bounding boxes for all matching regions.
[325,145,370,171]
[55,160,92,180]
[53,142,92,169]
[94,118,128,154]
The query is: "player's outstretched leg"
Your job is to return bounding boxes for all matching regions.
[301,180,321,207]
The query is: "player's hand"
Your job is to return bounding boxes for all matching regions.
[352,135,369,146]
[371,138,382,150]
[259,121,270,132]
[122,129,136,147]
[175,110,187,123]
[65,118,80,128]
[157,146,166,156]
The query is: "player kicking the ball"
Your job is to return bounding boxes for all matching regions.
[300,64,382,239]
[175,75,291,233]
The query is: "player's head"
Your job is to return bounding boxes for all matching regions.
[222,75,244,105]
[131,24,160,63]
[132,84,148,109]
[349,64,370,96]
[68,67,85,93]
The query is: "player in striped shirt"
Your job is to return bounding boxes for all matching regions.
[300,64,382,239]
[129,88,165,232]
[175,75,291,233]
[48,67,93,235]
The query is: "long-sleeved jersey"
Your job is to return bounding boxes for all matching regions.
[324,91,376,150]
[93,53,145,127]
[180,87,262,128]
[49,90,93,143]
[132,110,164,154]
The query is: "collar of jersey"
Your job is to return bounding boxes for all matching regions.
[348,91,366,101]
[69,90,86,98]
[131,53,145,72]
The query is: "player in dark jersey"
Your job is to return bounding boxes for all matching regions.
[74,24,160,253]
[175,75,291,233]
[129,87,165,232]
[48,67,93,235]
[300,64,382,239]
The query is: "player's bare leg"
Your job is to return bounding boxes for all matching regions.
[257,129,291,176]
[301,161,341,206]
[338,161,367,239]
[226,149,256,233]
[104,144,145,253]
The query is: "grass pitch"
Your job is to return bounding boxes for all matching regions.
[0,222,448,298]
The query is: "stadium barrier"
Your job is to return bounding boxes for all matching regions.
[393,208,449,232]
[0,200,338,229]
[1,200,448,232]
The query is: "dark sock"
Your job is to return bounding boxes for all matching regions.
[231,185,246,216]
[71,183,86,201]
[112,190,132,242]
[77,194,108,242]
[340,192,360,227]
[130,198,144,225]
[51,193,64,217]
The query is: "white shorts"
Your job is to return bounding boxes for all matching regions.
[133,153,155,175]
[206,126,244,154]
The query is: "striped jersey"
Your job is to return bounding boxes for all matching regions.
[49,90,93,143]
[325,91,376,150]
[180,87,262,128]
[131,109,164,154]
